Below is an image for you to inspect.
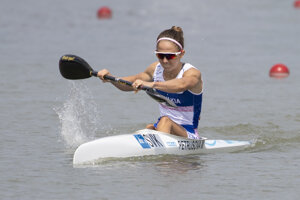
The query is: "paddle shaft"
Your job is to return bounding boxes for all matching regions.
[90,71,151,91]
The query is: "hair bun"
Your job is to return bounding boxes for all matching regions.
[171,26,183,33]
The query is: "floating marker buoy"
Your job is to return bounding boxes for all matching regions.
[97,6,112,19]
[294,0,300,8]
[269,64,290,78]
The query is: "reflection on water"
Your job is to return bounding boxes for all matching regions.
[75,154,204,175]
[152,155,204,175]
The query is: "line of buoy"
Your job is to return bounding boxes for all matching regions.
[269,64,290,79]
[95,6,293,81]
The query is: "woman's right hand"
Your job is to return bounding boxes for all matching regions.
[97,69,111,82]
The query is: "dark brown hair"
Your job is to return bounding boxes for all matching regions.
[156,26,184,50]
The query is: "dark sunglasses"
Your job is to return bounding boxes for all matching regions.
[155,51,182,60]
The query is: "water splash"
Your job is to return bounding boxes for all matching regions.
[55,81,100,148]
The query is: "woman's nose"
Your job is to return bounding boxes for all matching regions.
[162,57,169,63]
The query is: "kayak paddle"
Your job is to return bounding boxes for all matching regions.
[59,54,177,107]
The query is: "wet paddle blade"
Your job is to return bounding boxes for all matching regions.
[59,55,94,80]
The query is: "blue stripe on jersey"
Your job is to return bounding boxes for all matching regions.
[193,94,202,128]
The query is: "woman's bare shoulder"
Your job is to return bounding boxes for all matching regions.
[144,62,159,77]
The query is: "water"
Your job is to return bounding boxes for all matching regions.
[1,0,300,199]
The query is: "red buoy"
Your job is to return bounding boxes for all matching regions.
[294,0,300,8]
[97,6,112,19]
[269,64,290,78]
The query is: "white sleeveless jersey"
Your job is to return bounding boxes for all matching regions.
[153,63,203,129]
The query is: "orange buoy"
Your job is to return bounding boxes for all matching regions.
[97,6,112,19]
[294,0,300,8]
[269,64,290,78]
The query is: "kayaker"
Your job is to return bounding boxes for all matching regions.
[97,26,203,139]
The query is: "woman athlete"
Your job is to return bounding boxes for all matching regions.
[97,26,203,139]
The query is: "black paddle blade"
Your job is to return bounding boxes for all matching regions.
[59,55,94,80]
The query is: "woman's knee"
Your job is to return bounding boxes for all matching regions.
[159,116,172,123]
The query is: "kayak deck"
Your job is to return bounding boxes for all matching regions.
[73,129,252,165]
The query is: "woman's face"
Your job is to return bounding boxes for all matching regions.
[156,40,184,72]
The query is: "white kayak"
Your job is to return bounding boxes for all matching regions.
[73,129,252,165]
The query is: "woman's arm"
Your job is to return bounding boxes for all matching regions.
[97,62,157,91]
[140,68,203,94]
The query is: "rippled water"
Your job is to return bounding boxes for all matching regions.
[1,0,300,199]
